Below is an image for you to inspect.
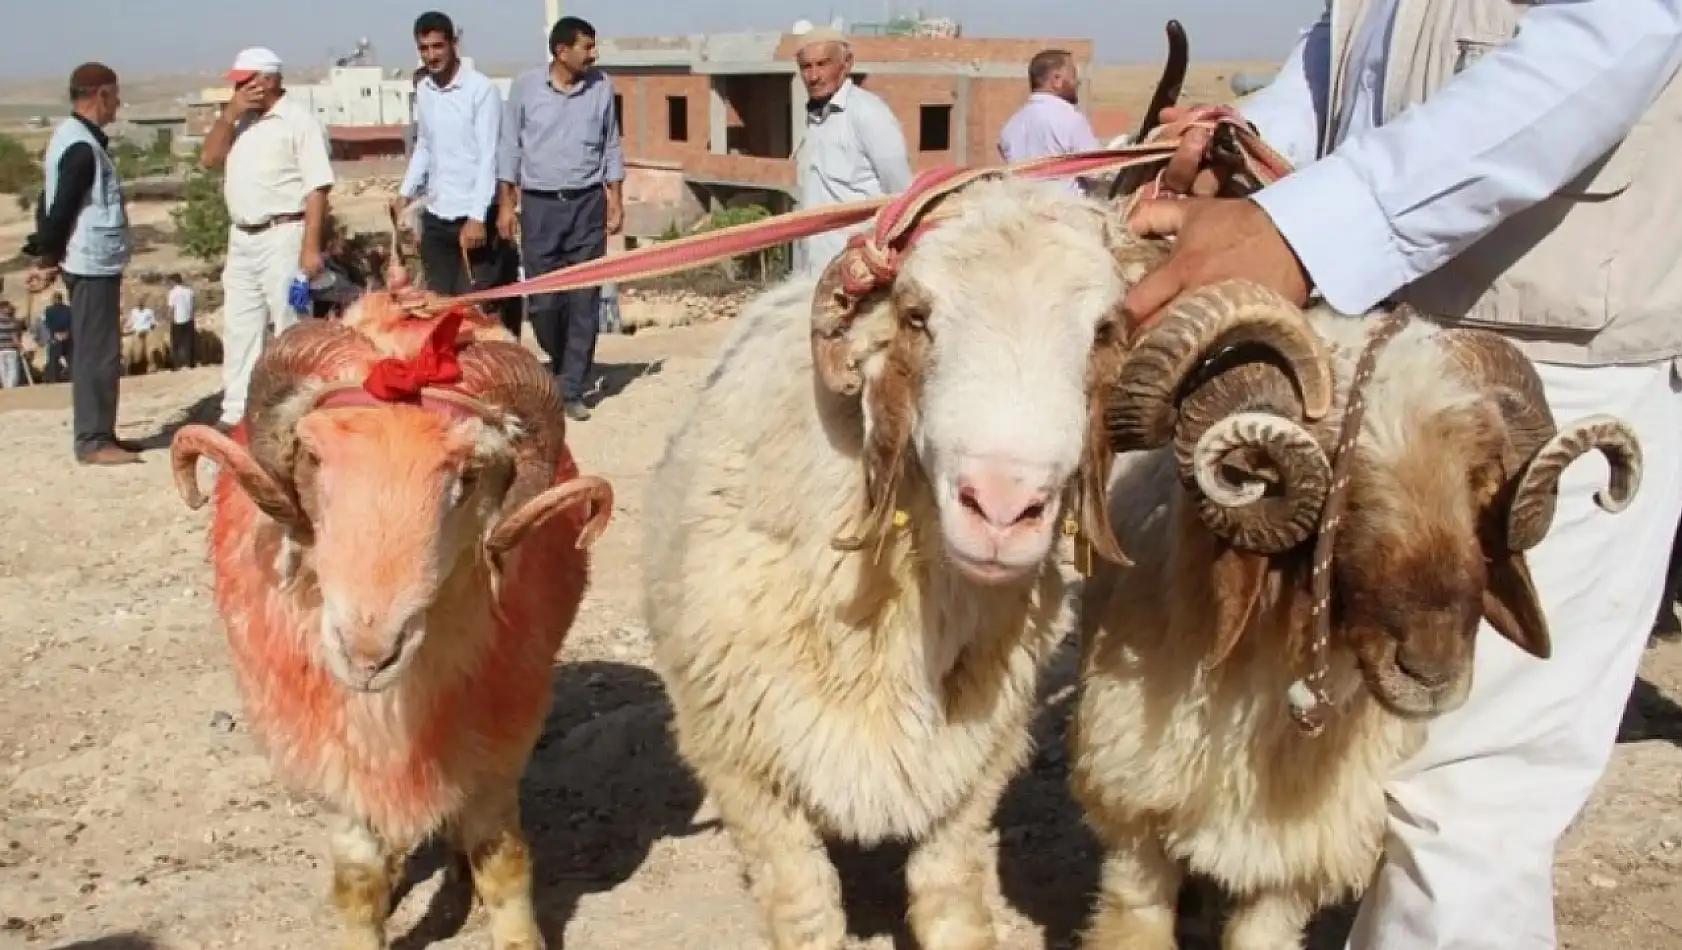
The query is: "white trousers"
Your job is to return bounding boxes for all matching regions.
[0,349,20,388]
[219,220,304,425]
[1350,359,1682,950]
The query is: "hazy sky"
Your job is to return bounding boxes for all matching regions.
[3,0,1323,83]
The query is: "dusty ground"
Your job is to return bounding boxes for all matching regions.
[1,311,1681,950]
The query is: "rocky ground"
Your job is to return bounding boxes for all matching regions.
[2,318,1681,950]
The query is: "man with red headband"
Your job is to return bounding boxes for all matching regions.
[200,46,335,433]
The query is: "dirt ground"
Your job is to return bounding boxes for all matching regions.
[1,311,1680,950]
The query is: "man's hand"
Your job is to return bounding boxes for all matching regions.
[229,82,265,117]
[1150,105,1265,199]
[460,219,487,253]
[1123,197,1313,331]
[299,245,324,280]
[25,266,58,294]
[605,198,624,237]
[497,204,519,244]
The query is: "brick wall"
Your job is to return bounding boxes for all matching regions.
[605,72,712,164]
[605,35,1105,192]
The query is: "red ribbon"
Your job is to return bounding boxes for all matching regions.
[362,310,465,401]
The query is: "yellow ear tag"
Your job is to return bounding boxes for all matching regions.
[892,509,911,528]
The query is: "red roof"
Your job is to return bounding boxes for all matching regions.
[326,124,408,143]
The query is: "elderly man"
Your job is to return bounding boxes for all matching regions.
[498,15,623,423]
[793,29,913,277]
[397,11,521,337]
[200,47,334,431]
[22,62,136,465]
[1125,3,1682,949]
[996,48,1100,176]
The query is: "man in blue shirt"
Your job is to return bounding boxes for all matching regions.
[396,11,521,337]
[497,15,625,422]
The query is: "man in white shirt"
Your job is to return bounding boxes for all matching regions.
[396,11,521,337]
[166,273,195,369]
[126,299,155,335]
[1123,3,1682,949]
[199,46,335,430]
[996,48,1101,193]
[792,29,913,276]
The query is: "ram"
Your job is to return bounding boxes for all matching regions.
[169,295,613,950]
[641,176,1330,950]
[1070,291,1641,950]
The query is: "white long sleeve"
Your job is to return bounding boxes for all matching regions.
[1248,0,1682,315]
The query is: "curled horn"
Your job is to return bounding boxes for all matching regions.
[810,252,886,397]
[172,320,376,531]
[170,423,305,528]
[1507,415,1642,551]
[1439,328,1643,551]
[1106,279,1334,553]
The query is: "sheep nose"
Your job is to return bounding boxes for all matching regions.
[956,467,1053,531]
[342,642,401,680]
[1395,644,1454,689]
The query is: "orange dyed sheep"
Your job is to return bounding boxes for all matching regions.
[169,295,613,950]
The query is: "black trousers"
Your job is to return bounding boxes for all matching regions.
[418,206,522,338]
[170,320,196,369]
[519,188,606,404]
[44,338,71,383]
[62,272,122,456]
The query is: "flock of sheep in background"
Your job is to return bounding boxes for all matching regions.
[165,175,1642,950]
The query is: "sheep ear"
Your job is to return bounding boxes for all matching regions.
[1204,543,1268,669]
[1079,371,1130,567]
[1482,551,1551,659]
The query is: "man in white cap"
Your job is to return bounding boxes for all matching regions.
[792,27,911,277]
[199,46,335,431]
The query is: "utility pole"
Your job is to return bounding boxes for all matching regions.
[544,0,562,54]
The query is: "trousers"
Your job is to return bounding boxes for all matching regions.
[62,272,123,456]
[519,187,606,403]
[170,320,196,369]
[418,206,522,338]
[220,220,304,425]
[1349,359,1682,950]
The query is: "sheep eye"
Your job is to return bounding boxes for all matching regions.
[452,471,479,506]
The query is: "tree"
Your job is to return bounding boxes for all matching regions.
[0,133,42,195]
[170,168,231,263]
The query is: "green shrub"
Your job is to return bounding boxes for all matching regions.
[170,168,231,263]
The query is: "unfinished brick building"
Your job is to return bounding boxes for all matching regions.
[596,31,1126,238]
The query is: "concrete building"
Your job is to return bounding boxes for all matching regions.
[594,31,1118,238]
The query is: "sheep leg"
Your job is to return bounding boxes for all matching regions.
[1081,817,1181,950]
[904,782,1003,950]
[454,781,544,950]
[328,812,394,950]
[708,768,846,950]
[1220,887,1315,950]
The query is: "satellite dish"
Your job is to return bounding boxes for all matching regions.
[791,18,815,34]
